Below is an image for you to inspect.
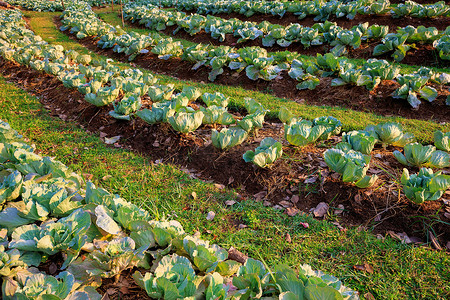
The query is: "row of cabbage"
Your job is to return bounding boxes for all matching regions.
[1,4,449,204]
[0,120,361,299]
[58,1,450,109]
[124,0,450,62]
[4,0,121,11]
[277,109,450,204]
[137,0,450,20]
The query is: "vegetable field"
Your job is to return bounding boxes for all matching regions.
[0,0,449,299]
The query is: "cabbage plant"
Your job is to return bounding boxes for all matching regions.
[278,106,299,125]
[393,143,450,169]
[237,112,266,132]
[136,254,197,299]
[341,130,377,154]
[168,111,204,133]
[244,98,268,115]
[401,168,450,204]
[284,120,326,147]
[201,106,235,125]
[60,72,86,89]
[330,29,362,56]
[207,46,235,81]
[0,170,23,205]
[148,84,175,102]
[9,209,91,269]
[365,122,415,147]
[434,130,450,152]
[151,38,183,59]
[6,271,100,300]
[201,92,229,107]
[393,73,438,108]
[109,94,142,120]
[243,137,283,168]
[312,116,342,140]
[68,237,145,281]
[288,59,320,91]
[136,102,175,124]
[181,235,231,273]
[85,86,120,107]
[0,121,23,143]
[0,246,28,277]
[17,178,82,219]
[324,148,378,188]
[180,86,202,101]
[211,128,248,150]
[122,79,148,96]
[373,33,411,62]
[434,35,450,60]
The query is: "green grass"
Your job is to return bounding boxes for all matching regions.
[23,10,450,144]
[1,75,449,299]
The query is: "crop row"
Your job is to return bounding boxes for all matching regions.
[6,0,450,20]
[124,0,450,62]
[4,0,121,11]
[58,1,450,109]
[0,117,365,299]
[1,5,449,204]
[138,0,450,20]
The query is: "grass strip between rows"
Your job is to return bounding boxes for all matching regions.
[23,9,450,144]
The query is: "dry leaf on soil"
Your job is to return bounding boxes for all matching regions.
[263,200,272,207]
[286,207,299,217]
[353,263,374,274]
[313,202,328,218]
[273,205,284,211]
[102,175,112,181]
[334,204,345,215]
[206,211,216,221]
[253,191,267,201]
[364,292,376,300]
[228,247,248,264]
[104,135,121,144]
[354,194,362,204]
[279,201,293,208]
[300,222,309,229]
[285,233,292,243]
[429,231,442,250]
[304,176,318,184]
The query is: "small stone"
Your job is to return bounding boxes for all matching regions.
[206,211,215,221]
[225,200,236,206]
